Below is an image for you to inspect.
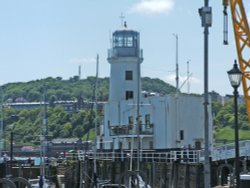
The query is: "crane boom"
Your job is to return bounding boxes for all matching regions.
[226,0,250,120]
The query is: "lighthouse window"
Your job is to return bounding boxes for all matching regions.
[128,116,134,129]
[145,114,151,128]
[125,70,133,80]
[118,37,124,47]
[114,36,124,47]
[113,35,134,47]
[126,91,134,100]
[180,130,184,140]
[124,36,133,47]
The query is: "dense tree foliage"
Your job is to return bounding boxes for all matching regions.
[141,77,177,94]
[2,98,247,146]
[213,100,250,143]
[2,76,176,103]
[2,106,101,147]
[0,76,176,146]
[2,76,250,146]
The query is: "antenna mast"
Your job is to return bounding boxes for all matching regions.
[173,34,179,92]
[187,60,191,93]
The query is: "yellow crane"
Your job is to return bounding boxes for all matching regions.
[223,0,250,120]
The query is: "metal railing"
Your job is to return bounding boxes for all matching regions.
[66,149,202,164]
[211,140,250,161]
[64,140,250,164]
[108,49,143,59]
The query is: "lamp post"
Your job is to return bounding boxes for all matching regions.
[199,1,212,187]
[227,60,242,188]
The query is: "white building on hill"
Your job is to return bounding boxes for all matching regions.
[98,25,213,151]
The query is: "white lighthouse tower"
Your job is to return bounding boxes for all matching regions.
[107,24,143,102]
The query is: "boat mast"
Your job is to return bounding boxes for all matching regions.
[93,54,99,186]
[39,95,44,177]
[39,86,47,180]
[43,86,47,177]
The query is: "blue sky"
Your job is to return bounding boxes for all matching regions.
[0,0,247,95]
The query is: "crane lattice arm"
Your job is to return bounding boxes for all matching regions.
[224,0,250,120]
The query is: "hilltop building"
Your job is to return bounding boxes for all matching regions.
[97,25,213,151]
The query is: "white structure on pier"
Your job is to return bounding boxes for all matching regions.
[98,25,213,151]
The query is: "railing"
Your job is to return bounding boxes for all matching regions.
[211,140,250,161]
[68,149,202,164]
[108,49,143,59]
[64,140,250,164]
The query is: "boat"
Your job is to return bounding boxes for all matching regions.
[27,177,51,188]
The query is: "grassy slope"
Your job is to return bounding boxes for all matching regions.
[215,127,250,143]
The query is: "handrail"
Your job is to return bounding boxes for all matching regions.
[65,149,202,164]
[211,140,250,161]
[64,140,250,163]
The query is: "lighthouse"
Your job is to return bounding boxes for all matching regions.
[99,24,212,152]
[107,23,143,102]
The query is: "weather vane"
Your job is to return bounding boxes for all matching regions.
[119,12,125,27]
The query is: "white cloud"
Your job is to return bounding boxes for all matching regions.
[129,0,174,14]
[69,57,96,65]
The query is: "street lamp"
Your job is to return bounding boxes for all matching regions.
[227,60,243,188]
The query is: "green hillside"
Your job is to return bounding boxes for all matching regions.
[1,76,250,147]
[2,76,176,103]
[0,76,176,146]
